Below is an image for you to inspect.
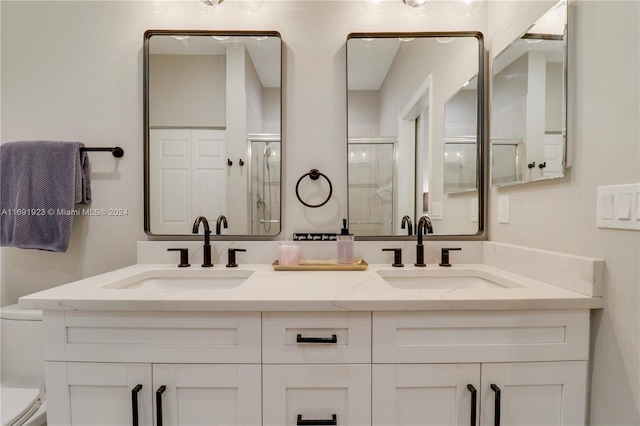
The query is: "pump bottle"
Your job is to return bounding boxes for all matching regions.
[337,219,354,264]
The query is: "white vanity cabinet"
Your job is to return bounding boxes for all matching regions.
[372,310,590,426]
[43,311,262,426]
[42,309,591,426]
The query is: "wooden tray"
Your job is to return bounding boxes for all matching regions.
[272,259,368,271]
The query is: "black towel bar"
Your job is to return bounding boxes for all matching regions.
[80,146,124,158]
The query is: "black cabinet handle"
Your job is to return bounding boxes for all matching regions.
[131,384,142,426]
[467,384,477,426]
[491,384,501,426]
[156,385,166,426]
[297,414,337,425]
[296,334,337,344]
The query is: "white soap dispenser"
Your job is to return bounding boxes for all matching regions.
[337,219,354,265]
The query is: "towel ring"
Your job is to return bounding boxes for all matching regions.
[295,169,333,208]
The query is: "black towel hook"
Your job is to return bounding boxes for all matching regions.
[295,169,333,208]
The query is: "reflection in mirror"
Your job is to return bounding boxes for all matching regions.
[444,75,478,194]
[491,0,567,186]
[347,33,484,238]
[144,31,282,236]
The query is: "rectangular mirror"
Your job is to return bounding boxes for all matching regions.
[491,0,567,186]
[346,33,485,238]
[144,30,282,237]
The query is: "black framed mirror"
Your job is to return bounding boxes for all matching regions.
[144,30,282,237]
[346,32,486,239]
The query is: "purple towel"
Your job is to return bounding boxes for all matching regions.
[0,141,91,252]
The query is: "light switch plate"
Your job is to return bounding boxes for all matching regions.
[597,183,640,231]
[498,195,510,224]
[432,201,443,220]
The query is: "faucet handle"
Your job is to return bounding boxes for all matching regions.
[439,247,462,267]
[227,248,247,268]
[382,248,404,267]
[167,248,190,268]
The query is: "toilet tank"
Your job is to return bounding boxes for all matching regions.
[1,304,44,383]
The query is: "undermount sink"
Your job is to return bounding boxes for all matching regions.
[377,269,524,290]
[101,269,254,290]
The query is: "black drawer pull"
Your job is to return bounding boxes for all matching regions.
[156,385,167,426]
[297,414,337,425]
[296,334,338,344]
[467,384,477,426]
[131,384,142,426]
[491,384,501,426]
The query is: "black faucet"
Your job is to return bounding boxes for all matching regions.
[401,215,413,236]
[420,214,434,234]
[382,248,404,267]
[216,215,228,235]
[227,248,246,267]
[192,216,213,267]
[414,216,431,267]
[440,248,462,267]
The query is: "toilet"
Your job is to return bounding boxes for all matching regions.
[1,304,46,426]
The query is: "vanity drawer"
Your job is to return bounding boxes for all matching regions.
[263,364,371,426]
[44,310,261,363]
[262,312,371,364]
[373,310,590,364]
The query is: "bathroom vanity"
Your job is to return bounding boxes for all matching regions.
[20,242,603,426]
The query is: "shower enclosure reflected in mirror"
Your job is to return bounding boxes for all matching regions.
[491,0,567,186]
[249,135,281,235]
[144,31,282,236]
[346,33,485,238]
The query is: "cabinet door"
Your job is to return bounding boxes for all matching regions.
[45,361,152,426]
[480,361,587,426]
[373,364,480,426]
[263,364,371,426]
[153,364,261,426]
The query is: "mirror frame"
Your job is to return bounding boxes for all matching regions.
[346,32,487,241]
[143,29,283,239]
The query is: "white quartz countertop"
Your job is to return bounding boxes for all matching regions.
[19,262,604,312]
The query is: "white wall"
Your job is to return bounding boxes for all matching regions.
[1,1,638,423]
[487,1,640,424]
[149,54,226,127]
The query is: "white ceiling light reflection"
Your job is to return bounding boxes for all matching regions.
[402,0,434,15]
[147,0,171,14]
[193,0,223,13]
[239,0,263,14]
[454,0,483,16]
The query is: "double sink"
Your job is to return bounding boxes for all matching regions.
[100,267,522,291]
